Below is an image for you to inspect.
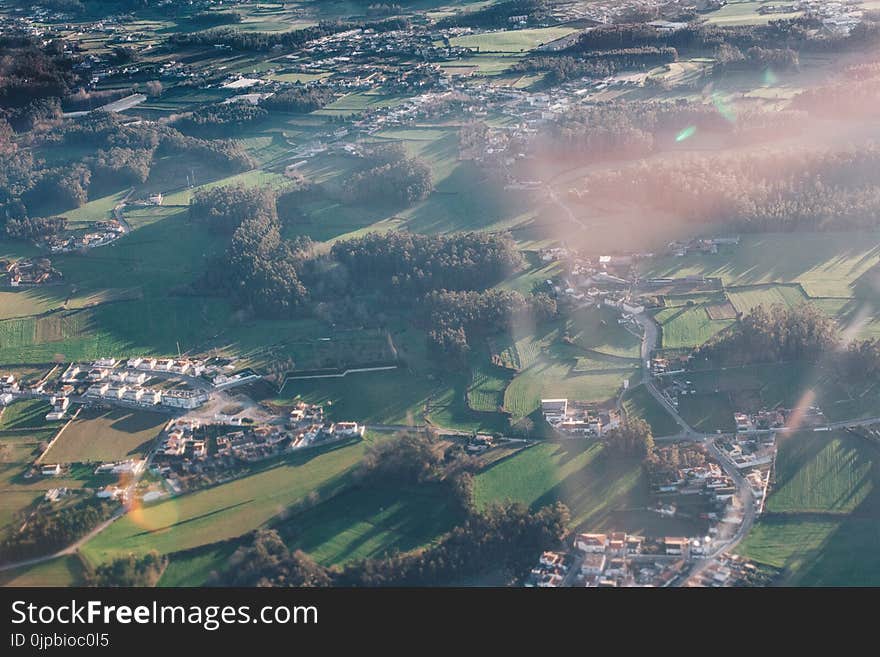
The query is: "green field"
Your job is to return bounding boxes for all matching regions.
[157,543,238,587]
[41,408,167,464]
[474,441,704,536]
[0,399,57,431]
[738,431,880,584]
[503,361,631,419]
[277,483,462,567]
[643,232,880,300]
[80,434,383,563]
[449,27,578,52]
[727,284,809,315]
[655,305,735,349]
[0,554,85,587]
[622,385,679,437]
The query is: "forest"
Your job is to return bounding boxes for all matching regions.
[573,146,880,232]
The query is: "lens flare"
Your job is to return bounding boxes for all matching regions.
[675,125,697,142]
[711,92,737,123]
[763,68,778,86]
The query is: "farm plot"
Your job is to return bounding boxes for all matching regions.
[473,442,704,536]
[727,284,809,315]
[449,27,579,52]
[41,408,167,464]
[467,365,512,413]
[80,434,383,563]
[737,431,880,585]
[503,360,632,419]
[643,232,880,300]
[567,306,642,358]
[622,386,679,437]
[655,305,735,349]
[277,483,463,567]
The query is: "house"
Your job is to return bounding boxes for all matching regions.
[45,396,70,421]
[541,398,568,419]
[539,551,567,570]
[664,537,689,556]
[581,553,606,576]
[41,464,61,477]
[575,533,607,553]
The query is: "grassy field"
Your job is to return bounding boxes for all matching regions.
[278,369,437,426]
[0,399,57,431]
[41,408,167,464]
[655,305,735,349]
[80,434,383,563]
[706,0,802,26]
[503,361,631,419]
[727,284,809,315]
[568,306,642,358]
[677,393,736,433]
[157,543,238,587]
[0,554,85,587]
[737,431,880,584]
[276,483,462,567]
[449,27,578,52]
[474,441,705,536]
[622,385,679,437]
[643,232,880,300]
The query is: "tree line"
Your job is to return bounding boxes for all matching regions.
[573,145,880,233]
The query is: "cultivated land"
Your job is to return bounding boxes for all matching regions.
[80,433,385,562]
[41,408,168,464]
[473,442,706,537]
[737,431,880,585]
[2,0,880,588]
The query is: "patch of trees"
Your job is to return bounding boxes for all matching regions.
[421,289,555,365]
[84,551,168,587]
[0,498,115,563]
[436,0,551,29]
[174,102,268,138]
[0,33,82,109]
[20,164,91,217]
[191,185,312,318]
[791,64,880,119]
[696,304,838,366]
[190,11,242,26]
[215,500,569,587]
[573,146,880,232]
[168,22,348,53]
[87,147,155,190]
[604,418,655,460]
[3,97,63,133]
[260,86,336,114]
[512,47,678,85]
[538,101,731,161]
[340,144,432,207]
[358,432,443,484]
[5,216,67,241]
[331,231,524,298]
[338,500,569,586]
[713,45,799,74]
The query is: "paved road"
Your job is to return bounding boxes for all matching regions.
[629,309,757,578]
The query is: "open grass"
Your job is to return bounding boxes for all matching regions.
[622,385,679,437]
[655,305,735,349]
[41,408,167,464]
[474,441,705,536]
[727,283,809,315]
[80,434,384,563]
[277,483,463,567]
[737,431,880,585]
[0,554,85,587]
[157,543,238,587]
[0,399,57,431]
[449,27,578,53]
[643,232,880,300]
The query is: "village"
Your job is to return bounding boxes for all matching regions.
[0,355,365,503]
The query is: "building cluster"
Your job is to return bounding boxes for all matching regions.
[682,553,776,587]
[2,258,62,287]
[152,404,364,491]
[540,398,622,437]
[667,236,740,257]
[46,222,125,253]
[717,433,777,512]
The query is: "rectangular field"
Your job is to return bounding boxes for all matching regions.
[41,408,167,464]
